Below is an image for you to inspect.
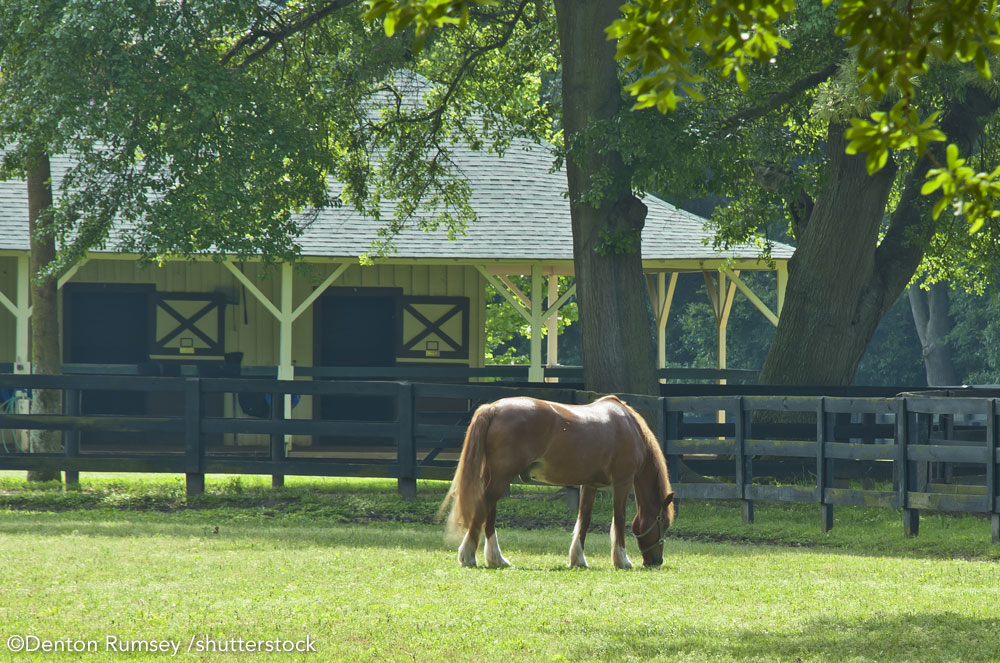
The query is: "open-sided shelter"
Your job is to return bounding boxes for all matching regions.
[1,138,793,398]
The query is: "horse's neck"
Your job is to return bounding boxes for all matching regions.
[634,454,664,509]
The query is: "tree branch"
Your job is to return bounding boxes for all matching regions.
[721,60,841,131]
[221,0,358,68]
[374,0,534,133]
[874,85,1000,296]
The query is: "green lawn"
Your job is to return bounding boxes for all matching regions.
[1,473,998,662]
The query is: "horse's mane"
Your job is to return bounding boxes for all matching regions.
[600,395,674,509]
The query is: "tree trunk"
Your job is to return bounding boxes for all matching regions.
[758,122,897,386]
[26,151,63,482]
[908,281,959,387]
[553,0,657,397]
[759,86,1000,386]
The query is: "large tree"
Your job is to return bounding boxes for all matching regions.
[375,0,1000,389]
[0,0,538,480]
[611,6,1000,386]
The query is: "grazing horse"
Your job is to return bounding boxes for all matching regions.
[439,395,675,569]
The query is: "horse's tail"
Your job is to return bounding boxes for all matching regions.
[438,402,496,542]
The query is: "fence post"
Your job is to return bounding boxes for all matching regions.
[270,389,285,489]
[397,382,416,500]
[817,397,833,532]
[896,398,918,537]
[63,388,80,488]
[185,378,204,497]
[988,399,998,544]
[735,396,753,524]
[664,399,682,489]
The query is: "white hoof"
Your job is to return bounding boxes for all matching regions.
[612,544,633,570]
[484,532,511,568]
[458,531,478,567]
[569,525,588,568]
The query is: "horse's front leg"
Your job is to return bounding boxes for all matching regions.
[610,483,633,570]
[569,485,597,568]
[482,481,511,568]
[458,526,481,567]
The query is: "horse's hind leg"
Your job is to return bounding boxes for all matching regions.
[611,483,634,570]
[482,482,511,568]
[569,485,596,568]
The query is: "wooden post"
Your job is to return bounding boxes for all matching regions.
[546,274,559,381]
[528,265,543,383]
[817,397,833,532]
[735,397,754,524]
[397,382,416,499]
[270,389,285,488]
[63,388,80,488]
[861,411,877,490]
[896,398,918,537]
[662,398,680,517]
[185,378,204,497]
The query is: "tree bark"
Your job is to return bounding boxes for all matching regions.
[908,281,959,387]
[26,151,63,482]
[553,0,658,397]
[759,86,1000,386]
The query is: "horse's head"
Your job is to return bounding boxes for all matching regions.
[632,492,675,567]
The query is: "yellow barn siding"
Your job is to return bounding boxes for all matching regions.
[37,257,486,370]
[0,256,17,362]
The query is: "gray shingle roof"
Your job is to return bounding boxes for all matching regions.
[0,143,794,263]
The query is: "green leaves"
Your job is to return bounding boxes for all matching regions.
[922,144,1000,233]
[831,0,1000,102]
[604,0,1000,234]
[365,0,496,49]
[844,100,945,174]
[608,0,795,111]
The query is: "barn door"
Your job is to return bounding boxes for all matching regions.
[315,289,399,424]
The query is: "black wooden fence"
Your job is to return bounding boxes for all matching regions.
[1,374,998,542]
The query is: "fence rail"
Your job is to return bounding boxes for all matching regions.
[1,374,998,542]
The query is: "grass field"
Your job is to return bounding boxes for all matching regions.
[1,472,998,662]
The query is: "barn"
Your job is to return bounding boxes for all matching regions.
[0,138,793,407]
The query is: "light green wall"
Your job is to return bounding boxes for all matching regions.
[0,256,486,369]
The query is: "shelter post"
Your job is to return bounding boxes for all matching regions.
[546,274,559,381]
[13,254,29,375]
[529,265,543,382]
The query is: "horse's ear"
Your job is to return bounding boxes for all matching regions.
[663,492,675,508]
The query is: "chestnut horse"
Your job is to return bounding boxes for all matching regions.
[439,395,674,569]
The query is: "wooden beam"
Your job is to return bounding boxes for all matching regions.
[475,265,531,323]
[703,271,721,322]
[540,281,576,324]
[655,273,679,373]
[56,256,88,290]
[15,254,29,373]
[546,275,559,372]
[0,282,17,316]
[722,268,779,326]
[529,265,543,383]
[278,262,294,381]
[224,260,282,320]
[498,275,531,308]
[292,261,350,321]
[776,261,788,317]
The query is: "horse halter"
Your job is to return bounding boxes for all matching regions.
[636,513,667,554]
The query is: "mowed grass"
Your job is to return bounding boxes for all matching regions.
[0,472,998,662]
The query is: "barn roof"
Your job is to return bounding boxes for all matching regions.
[0,142,793,264]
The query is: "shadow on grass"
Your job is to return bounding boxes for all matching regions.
[581,613,1000,662]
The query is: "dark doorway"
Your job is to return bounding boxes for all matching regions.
[316,290,399,424]
[64,285,152,448]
